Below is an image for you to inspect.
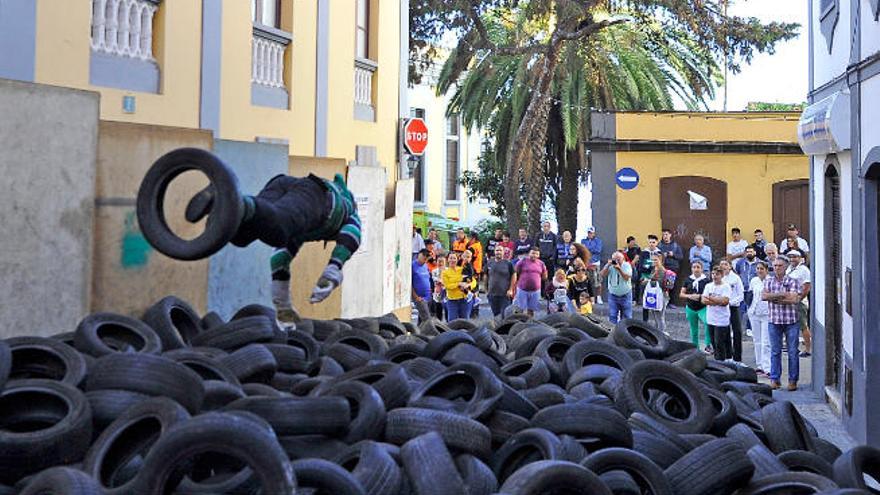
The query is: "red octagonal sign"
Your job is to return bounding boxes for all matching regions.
[403,118,429,156]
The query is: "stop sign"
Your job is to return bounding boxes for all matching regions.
[403,118,428,156]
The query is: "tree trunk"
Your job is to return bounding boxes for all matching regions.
[503,138,523,233]
[556,145,580,234]
[506,45,562,235]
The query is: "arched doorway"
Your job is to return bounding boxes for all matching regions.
[660,176,728,272]
[824,159,842,388]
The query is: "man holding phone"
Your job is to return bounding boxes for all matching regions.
[600,251,633,324]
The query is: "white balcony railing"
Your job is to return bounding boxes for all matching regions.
[354,58,377,108]
[90,0,158,61]
[252,30,287,89]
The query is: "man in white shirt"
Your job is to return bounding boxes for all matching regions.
[702,266,732,361]
[786,250,812,357]
[720,259,745,364]
[747,261,771,374]
[412,226,425,260]
[779,224,810,265]
[726,227,749,262]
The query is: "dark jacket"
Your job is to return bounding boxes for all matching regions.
[537,232,558,262]
[658,240,683,272]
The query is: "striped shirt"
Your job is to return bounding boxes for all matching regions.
[763,275,800,325]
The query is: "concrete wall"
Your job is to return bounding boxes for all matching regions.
[92,121,213,317]
[205,140,289,320]
[341,165,387,317]
[614,112,802,143]
[0,79,98,337]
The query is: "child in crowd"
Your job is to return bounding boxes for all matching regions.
[431,256,447,319]
[501,232,515,261]
[549,269,572,312]
[702,266,733,361]
[578,292,593,315]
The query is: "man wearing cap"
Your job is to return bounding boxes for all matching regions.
[785,250,812,357]
[779,224,810,265]
[763,255,803,391]
[581,227,604,304]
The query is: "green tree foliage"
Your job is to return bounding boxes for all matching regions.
[414,0,798,234]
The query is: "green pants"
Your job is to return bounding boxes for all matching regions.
[686,306,710,347]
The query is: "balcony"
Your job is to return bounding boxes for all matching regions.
[251,24,291,110]
[89,0,160,93]
[354,57,377,121]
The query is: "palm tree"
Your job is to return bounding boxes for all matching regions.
[442,10,719,233]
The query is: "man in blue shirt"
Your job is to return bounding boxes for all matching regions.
[411,249,432,322]
[689,234,712,272]
[581,227,603,303]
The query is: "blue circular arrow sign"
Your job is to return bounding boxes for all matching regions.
[616,167,640,190]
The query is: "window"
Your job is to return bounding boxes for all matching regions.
[356,0,369,59]
[818,0,839,52]
[252,0,281,28]
[446,114,460,201]
[411,108,426,203]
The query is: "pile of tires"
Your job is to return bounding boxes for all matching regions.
[1,297,878,494]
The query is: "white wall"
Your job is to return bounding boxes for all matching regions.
[812,0,852,87]
[839,151,855,357]
[861,0,880,57]
[342,166,387,317]
[812,155,827,327]
[861,76,880,165]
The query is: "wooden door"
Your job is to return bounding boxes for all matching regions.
[824,168,842,387]
[660,176,729,272]
[773,179,810,244]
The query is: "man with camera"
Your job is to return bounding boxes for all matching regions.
[600,251,633,324]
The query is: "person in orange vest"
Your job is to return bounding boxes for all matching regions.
[467,231,484,276]
[452,228,469,254]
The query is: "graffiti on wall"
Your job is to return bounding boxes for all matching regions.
[120,211,151,269]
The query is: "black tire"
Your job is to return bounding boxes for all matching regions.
[664,438,754,495]
[242,382,286,397]
[632,430,688,470]
[82,397,190,493]
[335,441,402,495]
[747,444,789,479]
[325,330,388,370]
[498,460,613,495]
[86,389,151,433]
[318,380,386,443]
[400,432,466,495]
[18,467,103,495]
[455,454,498,495]
[409,363,502,419]
[279,434,348,460]
[385,343,425,364]
[269,372,306,393]
[735,365,759,384]
[762,401,816,454]
[162,349,241,385]
[201,380,246,411]
[468,326,496,352]
[4,337,87,387]
[738,472,840,495]
[200,311,225,331]
[779,450,834,478]
[628,412,696,454]
[290,458,365,495]
[562,340,634,383]
[702,386,738,436]
[568,381,599,400]
[224,395,350,436]
[0,379,93,484]
[701,360,738,383]
[558,434,589,463]
[86,353,205,414]
[496,382,540,420]
[220,344,278,384]
[726,422,766,451]
[74,312,163,357]
[402,357,446,383]
[599,470,641,495]
[486,410,530,446]
[133,412,296,494]
[0,341,9,393]
[569,314,613,339]
[319,363,411,410]
[422,331,475,360]
[813,438,844,464]
[612,319,670,358]
[285,330,320,363]
[616,360,715,434]
[136,147,243,261]
[532,336,576,385]
[502,357,552,390]
[306,356,346,378]
[666,350,708,375]
[384,407,491,458]
[565,364,622,390]
[491,428,564,483]
[832,445,880,491]
[580,447,673,495]
[521,384,568,409]
[141,295,202,350]
[531,403,633,449]
[439,343,502,373]
[190,316,276,351]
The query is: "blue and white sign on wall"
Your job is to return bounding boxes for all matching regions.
[616,167,640,190]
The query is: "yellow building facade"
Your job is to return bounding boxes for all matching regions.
[0,0,414,320]
[589,111,809,264]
